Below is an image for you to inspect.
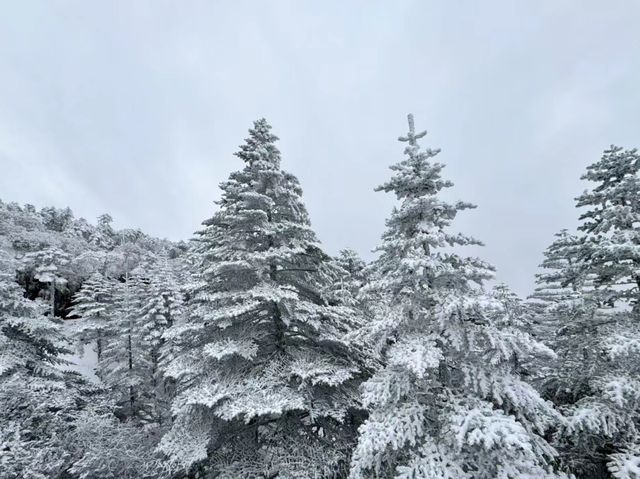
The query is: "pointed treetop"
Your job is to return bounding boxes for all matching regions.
[398,113,427,147]
[251,118,276,138]
[234,118,281,167]
[244,117,278,145]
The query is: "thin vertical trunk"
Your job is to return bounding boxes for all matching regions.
[96,332,103,381]
[267,206,285,352]
[96,335,102,361]
[150,347,160,427]
[96,310,103,363]
[125,272,135,416]
[128,318,135,416]
[50,279,56,317]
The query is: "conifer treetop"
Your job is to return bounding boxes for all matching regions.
[370,113,492,299]
[398,113,427,147]
[576,145,640,235]
[234,118,281,169]
[574,145,640,307]
[377,114,450,201]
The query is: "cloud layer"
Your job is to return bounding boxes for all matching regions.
[1,1,638,296]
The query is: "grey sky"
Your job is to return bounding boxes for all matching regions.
[1,1,638,297]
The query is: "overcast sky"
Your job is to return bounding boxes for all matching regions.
[1,1,639,297]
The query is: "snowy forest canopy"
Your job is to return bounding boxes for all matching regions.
[1,116,639,479]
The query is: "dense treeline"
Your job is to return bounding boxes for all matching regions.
[0,116,638,478]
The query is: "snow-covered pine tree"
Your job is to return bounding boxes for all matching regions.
[71,257,170,424]
[139,255,184,347]
[490,283,537,333]
[551,146,640,478]
[70,271,116,366]
[100,272,151,420]
[326,249,369,309]
[575,146,640,307]
[91,213,116,250]
[40,206,74,233]
[528,230,600,407]
[349,115,566,479]
[531,230,585,306]
[104,232,153,280]
[160,119,365,478]
[65,404,171,479]
[0,251,86,477]
[137,254,185,430]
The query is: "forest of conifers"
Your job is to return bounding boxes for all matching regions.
[1,116,639,479]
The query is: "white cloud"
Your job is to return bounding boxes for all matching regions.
[0,0,638,296]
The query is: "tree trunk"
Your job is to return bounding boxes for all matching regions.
[50,279,56,317]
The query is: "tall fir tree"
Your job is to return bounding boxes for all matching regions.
[528,230,599,407]
[70,271,115,367]
[160,119,365,478]
[549,146,640,478]
[575,146,640,307]
[0,251,88,477]
[349,115,566,479]
[100,273,151,420]
[71,256,182,427]
[91,213,116,250]
[138,254,185,430]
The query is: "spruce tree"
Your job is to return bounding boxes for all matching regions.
[137,254,185,429]
[349,115,566,479]
[0,251,85,477]
[575,146,640,307]
[160,119,364,478]
[531,230,585,306]
[550,146,640,478]
[71,258,180,426]
[92,213,116,250]
[529,230,599,406]
[100,273,151,420]
[70,271,115,366]
[326,249,369,309]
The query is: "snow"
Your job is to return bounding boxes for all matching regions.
[59,330,99,383]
